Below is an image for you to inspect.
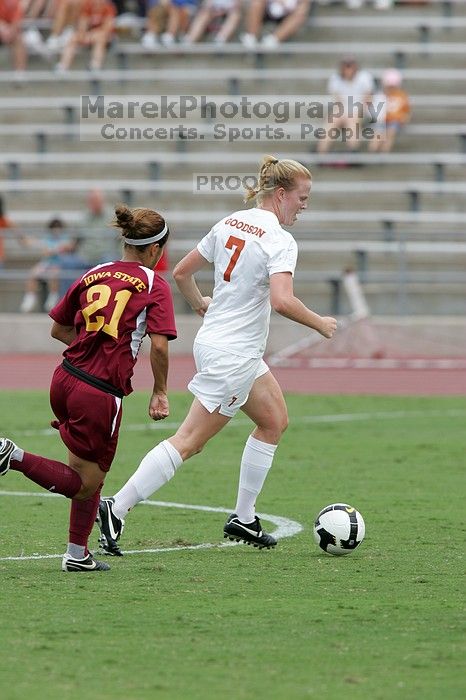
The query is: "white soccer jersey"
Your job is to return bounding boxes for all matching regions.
[195,207,298,358]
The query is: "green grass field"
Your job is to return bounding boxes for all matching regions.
[0,390,464,700]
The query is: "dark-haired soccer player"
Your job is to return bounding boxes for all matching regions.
[0,204,176,571]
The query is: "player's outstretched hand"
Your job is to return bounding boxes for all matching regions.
[319,316,338,339]
[149,392,169,421]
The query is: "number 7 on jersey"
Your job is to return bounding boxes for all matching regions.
[223,235,245,282]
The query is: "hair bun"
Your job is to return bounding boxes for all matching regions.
[114,204,135,235]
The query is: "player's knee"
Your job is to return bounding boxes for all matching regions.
[260,421,287,445]
[74,481,99,500]
[271,413,289,442]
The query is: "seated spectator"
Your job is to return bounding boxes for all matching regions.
[369,68,411,153]
[183,0,241,44]
[0,196,15,270]
[20,218,77,313]
[316,56,374,154]
[21,0,51,54]
[141,0,171,47]
[56,236,89,298]
[45,0,82,53]
[113,0,147,38]
[77,189,120,265]
[141,0,198,46]
[76,189,168,271]
[21,0,75,56]
[163,0,199,44]
[56,0,116,71]
[0,0,27,73]
[240,0,311,48]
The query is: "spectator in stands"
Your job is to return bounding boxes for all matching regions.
[183,0,241,44]
[113,0,146,39]
[316,56,374,155]
[163,0,199,44]
[141,0,171,47]
[0,196,15,269]
[22,0,80,57]
[56,0,116,71]
[19,217,77,313]
[45,0,82,54]
[78,189,119,265]
[240,0,311,48]
[141,0,198,46]
[21,0,52,55]
[23,0,53,13]
[56,235,89,299]
[0,0,27,73]
[369,68,411,153]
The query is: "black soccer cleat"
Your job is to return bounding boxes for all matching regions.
[223,513,277,549]
[0,437,17,476]
[62,552,110,572]
[97,532,123,557]
[96,497,125,556]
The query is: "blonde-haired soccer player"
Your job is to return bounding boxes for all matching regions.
[98,155,337,553]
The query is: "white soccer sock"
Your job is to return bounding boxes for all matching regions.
[234,435,277,523]
[112,440,183,519]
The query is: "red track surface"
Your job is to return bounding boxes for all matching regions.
[0,354,465,395]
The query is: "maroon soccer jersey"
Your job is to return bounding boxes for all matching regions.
[50,261,177,396]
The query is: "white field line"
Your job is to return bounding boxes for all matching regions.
[10,408,466,438]
[0,494,303,562]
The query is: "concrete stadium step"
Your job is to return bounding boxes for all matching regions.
[0,129,463,156]
[4,162,465,184]
[0,0,464,319]
[2,278,463,316]
[2,187,464,215]
[5,40,466,75]
[1,69,464,99]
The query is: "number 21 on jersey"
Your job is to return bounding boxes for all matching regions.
[223,235,245,282]
[82,284,132,339]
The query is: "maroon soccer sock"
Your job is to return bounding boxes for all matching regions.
[11,452,82,498]
[69,487,102,554]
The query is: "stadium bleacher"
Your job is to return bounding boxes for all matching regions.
[0,0,465,319]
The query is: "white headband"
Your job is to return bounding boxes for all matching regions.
[125,223,168,245]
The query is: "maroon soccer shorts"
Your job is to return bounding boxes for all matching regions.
[49,365,123,472]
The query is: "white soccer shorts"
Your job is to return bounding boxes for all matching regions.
[188,342,269,417]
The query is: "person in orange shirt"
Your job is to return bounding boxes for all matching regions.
[0,196,14,269]
[0,0,27,72]
[56,0,116,71]
[369,68,411,153]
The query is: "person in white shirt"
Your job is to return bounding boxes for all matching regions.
[97,155,337,553]
[317,56,375,154]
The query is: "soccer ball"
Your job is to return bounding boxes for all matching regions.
[313,503,365,556]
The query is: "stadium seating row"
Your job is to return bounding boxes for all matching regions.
[1,151,465,184]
